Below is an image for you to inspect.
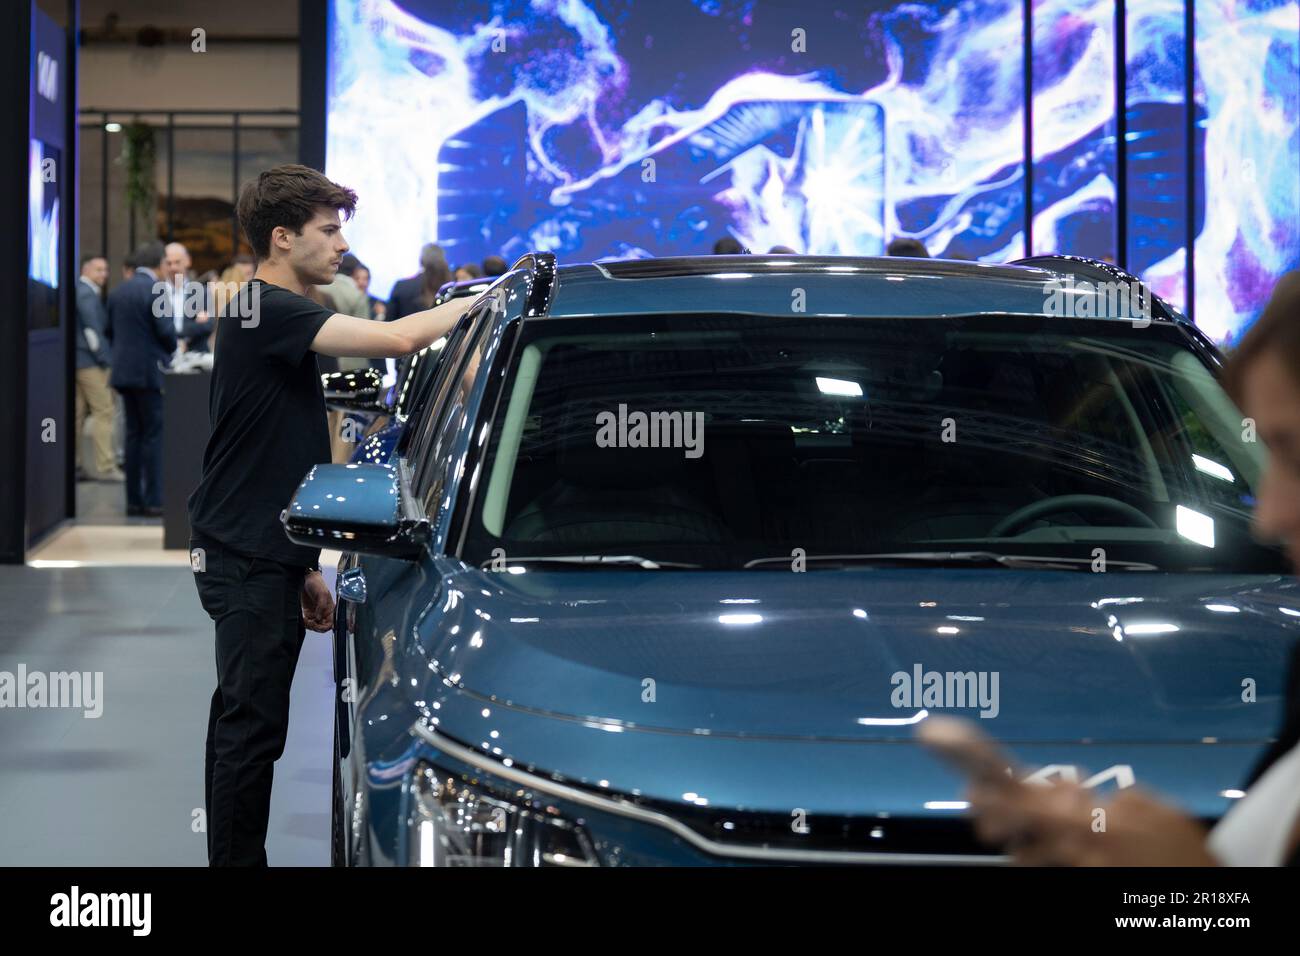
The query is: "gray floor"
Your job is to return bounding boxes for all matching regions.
[0,559,335,865]
[75,475,155,525]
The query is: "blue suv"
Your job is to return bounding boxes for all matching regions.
[285,253,1298,866]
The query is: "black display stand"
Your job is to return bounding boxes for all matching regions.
[162,369,211,551]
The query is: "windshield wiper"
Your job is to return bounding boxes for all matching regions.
[743,551,1158,571]
[480,554,702,570]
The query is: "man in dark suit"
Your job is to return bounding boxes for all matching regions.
[105,240,176,517]
[386,242,448,320]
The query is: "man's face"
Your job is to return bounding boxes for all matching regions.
[353,267,370,293]
[1241,350,1300,572]
[81,257,108,287]
[163,244,190,281]
[280,208,348,286]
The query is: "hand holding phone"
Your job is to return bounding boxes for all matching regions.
[915,715,1019,786]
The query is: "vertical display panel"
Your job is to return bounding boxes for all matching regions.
[1125,0,1195,313]
[1030,0,1118,262]
[1193,0,1300,343]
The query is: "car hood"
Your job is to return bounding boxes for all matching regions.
[408,566,1300,745]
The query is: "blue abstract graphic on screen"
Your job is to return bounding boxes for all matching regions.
[326,0,1298,342]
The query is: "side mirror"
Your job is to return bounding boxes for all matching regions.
[281,461,429,561]
[321,367,391,413]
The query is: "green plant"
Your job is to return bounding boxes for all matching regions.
[120,123,156,221]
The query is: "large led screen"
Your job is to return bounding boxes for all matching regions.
[325,0,1298,341]
[327,0,1027,290]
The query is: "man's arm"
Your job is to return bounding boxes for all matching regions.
[311,297,466,359]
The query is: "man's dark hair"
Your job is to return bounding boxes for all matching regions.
[236,164,358,260]
[132,240,166,271]
[712,236,744,255]
[80,253,106,269]
[886,237,930,258]
[339,253,363,277]
[482,255,508,276]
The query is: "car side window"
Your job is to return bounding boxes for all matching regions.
[408,306,492,498]
[417,320,495,519]
[400,309,477,466]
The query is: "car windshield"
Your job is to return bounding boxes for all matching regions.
[460,313,1285,573]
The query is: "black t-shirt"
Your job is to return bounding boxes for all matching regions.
[187,280,333,567]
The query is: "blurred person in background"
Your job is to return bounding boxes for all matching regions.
[320,253,369,325]
[482,254,508,277]
[454,261,484,282]
[712,236,743,255]
[319,253,375,461]
[886,237,930,258]
[351,263,385,320]
[75,254,122,482]
[923,272,1300,867]
[219,254,255,287]
[768,244,797,254]
[105,240,175,517]
[163,242,213,354]
[388,242,451,319]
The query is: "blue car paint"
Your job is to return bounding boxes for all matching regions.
[286,462,401,531]
[309,256,1296,865]
[350,421,401,465]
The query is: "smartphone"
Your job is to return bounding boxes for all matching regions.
[916,715,1019,785]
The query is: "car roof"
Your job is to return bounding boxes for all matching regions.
[536,255,1170,321]
[436,278,494,302]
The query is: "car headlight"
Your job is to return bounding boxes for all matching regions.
[407,761,599,867]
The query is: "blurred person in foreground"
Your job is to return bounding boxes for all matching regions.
[186,165,466,866]
[919,272,1300,866]
[75,254,122,482]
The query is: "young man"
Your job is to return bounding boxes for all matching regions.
[187,164,466,866]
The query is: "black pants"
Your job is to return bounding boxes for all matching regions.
[117,386,163,509]
[190,531,306,866]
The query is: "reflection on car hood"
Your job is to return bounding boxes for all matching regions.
[410,567,1300,744]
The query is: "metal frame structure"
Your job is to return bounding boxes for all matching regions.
[77,108,298,258]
